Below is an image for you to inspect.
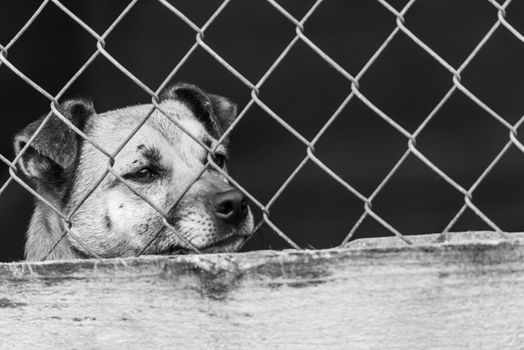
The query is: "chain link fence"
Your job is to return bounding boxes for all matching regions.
[1,0,524,261]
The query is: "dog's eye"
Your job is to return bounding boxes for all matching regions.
[212,153,227,169]
[125,167,157,183]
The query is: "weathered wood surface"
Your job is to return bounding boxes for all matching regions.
[1,231,524,349]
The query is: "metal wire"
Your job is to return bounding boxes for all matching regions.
[1,0,523,260]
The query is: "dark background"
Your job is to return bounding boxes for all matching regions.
[1,0,524,261]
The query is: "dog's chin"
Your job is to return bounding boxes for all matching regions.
[201,234,247,253]
[163,234,247,255]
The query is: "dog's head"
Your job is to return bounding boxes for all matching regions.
[14,83,253,259]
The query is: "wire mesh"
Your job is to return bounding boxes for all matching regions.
[1,0,523,260]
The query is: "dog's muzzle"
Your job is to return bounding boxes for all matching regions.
[212,189,249,225]
[163,188,252,255]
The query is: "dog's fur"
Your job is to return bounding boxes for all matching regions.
[14,83,253,261]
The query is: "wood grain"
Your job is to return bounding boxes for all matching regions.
[1,231,524,349]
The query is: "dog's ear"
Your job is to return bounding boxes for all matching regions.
[13,99,95,184]
[207,93,238,133]
[159,83,238,138]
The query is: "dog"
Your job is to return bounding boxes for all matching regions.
[14,83,254,261]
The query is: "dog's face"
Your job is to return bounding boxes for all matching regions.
[14,84,253,259]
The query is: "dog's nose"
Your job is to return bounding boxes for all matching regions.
[212,189,248,224]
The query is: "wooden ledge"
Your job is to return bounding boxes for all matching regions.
[1,232,524,349]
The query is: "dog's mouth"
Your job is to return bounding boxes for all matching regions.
[163,234,246,255]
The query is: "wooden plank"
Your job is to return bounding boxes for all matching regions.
[1,232,524,349]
